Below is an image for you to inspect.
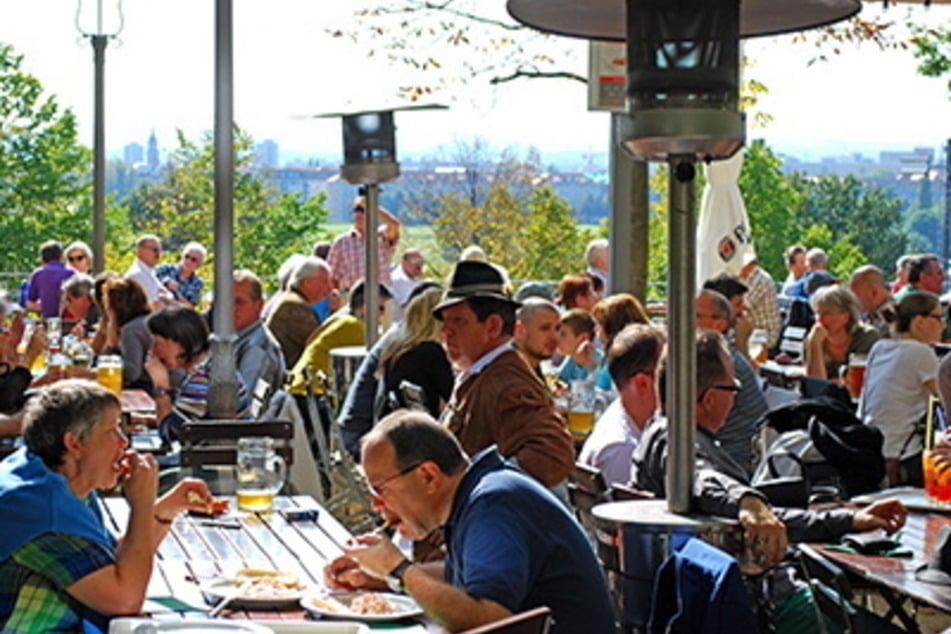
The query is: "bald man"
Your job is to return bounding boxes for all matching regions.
[849,264,895,338]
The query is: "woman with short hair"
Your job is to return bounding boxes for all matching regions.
[860,293,943,487]
[804,285,880,380]
[0,380,215,631]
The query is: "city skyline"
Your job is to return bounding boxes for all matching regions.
[0,1,949,163]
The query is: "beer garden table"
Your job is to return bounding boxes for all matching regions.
[99,494,437,633]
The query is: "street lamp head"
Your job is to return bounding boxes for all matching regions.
[507,0,859,161]
[75,0,125,38]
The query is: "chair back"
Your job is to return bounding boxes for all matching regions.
[797,543,859,634]
[566,463,608,531]
[609,482,654,501]
[458,606,552,634]
[179,420,293,468]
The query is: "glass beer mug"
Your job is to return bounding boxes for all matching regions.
[923,397,951,504]
[235,436,288,512]
[567,380,596,441]
[96,354,123,395]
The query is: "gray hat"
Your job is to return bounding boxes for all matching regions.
[433,261,520,318]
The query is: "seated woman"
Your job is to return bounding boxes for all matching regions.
[804,285,879,381]
[376,284,452,419]
[102,276,152,390]
[145,306,251,443]
[0,379,215,631]
[591,293,651,393]
[860,293,942,487]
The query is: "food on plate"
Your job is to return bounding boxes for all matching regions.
[348,593,395,615]
[229,569,304,599]
[187,491,229,515]
[307,595,349,614]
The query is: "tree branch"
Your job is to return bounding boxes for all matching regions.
[489,69,588,85]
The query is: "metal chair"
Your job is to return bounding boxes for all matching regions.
[797,543,860,634]
[458,606,552,634]
[566,462,609,538]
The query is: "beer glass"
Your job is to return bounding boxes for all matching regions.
[923,397,951,504]
[236,436,287,512]
[96,354,123,394]
[845,353,867,399]
[567,380,596,440]
[46,317,62,353]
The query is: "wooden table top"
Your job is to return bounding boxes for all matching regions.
[99,495,432,631]
[815,511,951,614]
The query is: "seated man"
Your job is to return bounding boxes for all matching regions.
[265,257,331,368]
[324,410,616,634]
[632,329,907,569]
[579,323,665,486]
[232,270,285,409]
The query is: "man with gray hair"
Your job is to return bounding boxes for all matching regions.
[513,298,560,376]
[788,247,832,299]
[156,241,207,308]
[585,238,609,289]
[125,234,173,309]
[61,274,99,336]
[265,256,331,368]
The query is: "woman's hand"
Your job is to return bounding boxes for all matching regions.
[144,353,170,388]
[155,478,219,521]
[809,321,828,348]
[120,451,159,510]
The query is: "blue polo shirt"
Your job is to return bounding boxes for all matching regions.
[443,448,617,634]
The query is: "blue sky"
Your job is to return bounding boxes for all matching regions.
[1,0,948,163]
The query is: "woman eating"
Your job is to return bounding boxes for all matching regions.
[0,380,217,631]
[859,293,942,487]
[804,285,879,381]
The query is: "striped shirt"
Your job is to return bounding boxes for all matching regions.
[326,227,397,290]
[159,359,252,442]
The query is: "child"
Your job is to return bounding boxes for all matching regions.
[556,309,602,383]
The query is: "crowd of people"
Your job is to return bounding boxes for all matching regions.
[1,190,947,632]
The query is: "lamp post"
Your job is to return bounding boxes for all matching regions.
[75,0,124,274]
[508,0,859,513]
[314,105,446,348]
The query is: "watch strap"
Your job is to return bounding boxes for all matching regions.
[387,558,413,592]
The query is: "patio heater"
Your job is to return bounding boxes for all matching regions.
[507,0,857,627]
[75,0,124,274]
[314,105,446,348]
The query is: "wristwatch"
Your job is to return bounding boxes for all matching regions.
[386,558,413,593]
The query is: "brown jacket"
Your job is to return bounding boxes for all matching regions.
[265,289,320,369]
[444,349,574,487]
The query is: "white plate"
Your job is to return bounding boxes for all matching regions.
[109,618,273,633]
[302,592,423,622]
[251,622,369,634]
[200,576,305,611]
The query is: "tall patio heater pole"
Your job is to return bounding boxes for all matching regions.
[208,0,238,418]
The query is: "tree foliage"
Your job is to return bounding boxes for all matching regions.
[790,172,906,274]
[0,43,92,274]
[119,128,331,290]
[910,21,951,97]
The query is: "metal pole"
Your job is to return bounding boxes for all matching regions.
[666,156,697,515]
[609,113,650,299]
[364,183,381,348]
[208,0,237,418]
[91,35,107,273]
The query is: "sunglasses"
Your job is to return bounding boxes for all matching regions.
[68,255,87,262]
[353,206,366,213]
[185,254,202,263]
[708,378,743,394]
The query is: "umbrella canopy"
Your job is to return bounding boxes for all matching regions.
[696,149,756,286]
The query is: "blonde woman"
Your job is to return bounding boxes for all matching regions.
[376,284,453,418]
[804,285,879,380]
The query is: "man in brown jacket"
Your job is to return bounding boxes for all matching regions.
[433,261,574,488]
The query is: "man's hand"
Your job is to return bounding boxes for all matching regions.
[852,499,907,534]
[344,533,406,580]
[738,494,788,569]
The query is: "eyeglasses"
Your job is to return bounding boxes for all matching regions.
[709,378,743,393]
[924,313,944,322]
[68,254,87,262]
[353,206,366,213]
[184,254,202,263]
[366,462,422,498]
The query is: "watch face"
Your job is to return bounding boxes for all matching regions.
[386,575,403,593]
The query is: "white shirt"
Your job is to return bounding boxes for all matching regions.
[859,337,937,459]
[126,258,173,304]
[456,340,515,386]
[579,398,644,487]
[389,263,420,323]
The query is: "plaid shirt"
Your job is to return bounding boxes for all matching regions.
[155,263,204,306]
[0,533,114,632]
[742,265,783,348]
[326,228,397,290]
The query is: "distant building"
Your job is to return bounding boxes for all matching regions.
[255,140,279,168]
[123,142,143,164]
[147,131,159,170]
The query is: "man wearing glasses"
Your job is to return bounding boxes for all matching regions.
[156,242,206,308]
[695,289,769,472]
[326,190,401,292]
[325,411,616,634]
[125,234,173,309]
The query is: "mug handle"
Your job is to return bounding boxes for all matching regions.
[270,453,288,493]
